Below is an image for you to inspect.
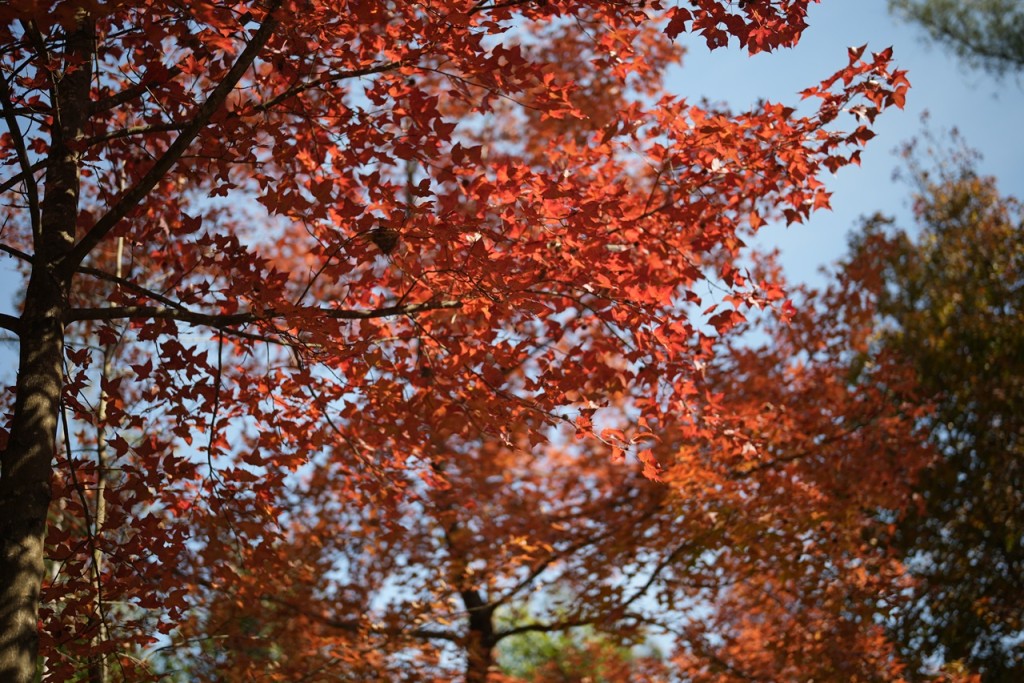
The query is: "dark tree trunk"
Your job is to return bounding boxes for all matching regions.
[0,16,93,683]
[462,588,496,683]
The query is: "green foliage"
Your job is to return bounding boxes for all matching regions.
[497,624,657,683]
[890,0,1024,75]
[847,145,1024,680]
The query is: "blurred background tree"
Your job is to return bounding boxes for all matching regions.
[496,621,664,683]
[889,0,1024,75]
[844,142,1024,680]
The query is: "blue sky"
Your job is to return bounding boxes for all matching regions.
[672,0,1024,287]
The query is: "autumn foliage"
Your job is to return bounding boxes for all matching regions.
[0,1,920,681]
[847,144,1024,681]
[161,267,941,682]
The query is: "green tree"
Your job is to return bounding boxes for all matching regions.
[497,621,663,683]
[845,146,1024,680]
[889,0,1024,75]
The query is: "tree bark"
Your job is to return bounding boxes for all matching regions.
[0,16,93,682]
[462,588,496,683]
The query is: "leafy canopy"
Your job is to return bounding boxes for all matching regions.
[0,1,910,681]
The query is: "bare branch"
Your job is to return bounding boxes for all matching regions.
[0,73,41,241]
[0,242,32,262]
[0,313,20,335]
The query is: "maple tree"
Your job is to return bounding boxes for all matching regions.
[844,144,1024,681]
[150,254,940,683]
[0,1,911,681]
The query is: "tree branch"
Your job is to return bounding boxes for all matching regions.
[248,60,406,116]
[493,490,662,609]
[75,262,189,311]
[85,60,404,150]
[619,538,694,610]
[0,159,46,195]
[495,615,600,641]
[90,65,183,114]
[727,413,877,479]
[64,1,284,271]
[0,245,434,345]
[65,298,463,327]
[260,594,460,642]
[0,313,21,335]
[85,121,187,146]
[0,73,41,241]
[0,242,32,262]
[470,0,535,15]
[5,242,197,320]
[0,242,26,334]
[82,59,404,149]
[19,19,51,73]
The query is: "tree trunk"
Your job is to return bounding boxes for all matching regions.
[0,16,93,682]
[462,588,496,683]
